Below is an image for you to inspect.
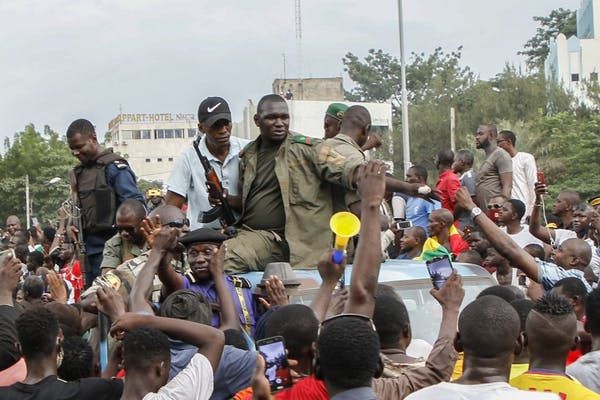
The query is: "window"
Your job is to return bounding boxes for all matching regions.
[188,128,197,137]
[174,129,183,138]
[120,130,132,140]
[156,129,175,139]
[571,73,580,82]
[157,158,163,162]
[145,158,151,162]
[591,72,598,81]
[168,157,173,161]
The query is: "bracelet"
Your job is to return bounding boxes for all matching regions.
[534,203,542,207]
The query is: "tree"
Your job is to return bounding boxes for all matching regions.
[519,8,576,72]
[0,124,75,226]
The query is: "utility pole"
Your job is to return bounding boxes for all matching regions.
[450,107,456,151]
[397,0,411,175]
[282,53,287,80]
[25,174,30,229]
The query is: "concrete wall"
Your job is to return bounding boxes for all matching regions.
[272,77,344,101]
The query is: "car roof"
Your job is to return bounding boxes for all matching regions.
[239,259,493,289]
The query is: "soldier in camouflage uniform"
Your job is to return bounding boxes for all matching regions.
[222,97,430,273]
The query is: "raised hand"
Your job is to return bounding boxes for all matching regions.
[317,250,345,285]
[96,286,126,321]
[47,271,67,303]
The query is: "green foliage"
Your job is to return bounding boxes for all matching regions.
[0,124,75,226]
[519,8,577,72]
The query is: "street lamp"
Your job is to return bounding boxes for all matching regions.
[25,176,65,228]
[397,0,411,176]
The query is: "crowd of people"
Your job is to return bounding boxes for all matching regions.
[0,93,599,400]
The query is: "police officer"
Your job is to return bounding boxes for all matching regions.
[66,118,144,286]
[156,227,257,335]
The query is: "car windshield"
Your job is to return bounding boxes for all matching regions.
[290,277,490,345]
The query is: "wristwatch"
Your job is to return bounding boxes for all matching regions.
[471,207,483,219]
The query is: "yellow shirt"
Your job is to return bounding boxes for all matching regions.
[511,370,600,400]
[510,363,530,381]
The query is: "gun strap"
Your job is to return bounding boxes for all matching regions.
[231,276,253,334]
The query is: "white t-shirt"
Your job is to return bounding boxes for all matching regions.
[553,229,577,246]
[405,381,559,400]
[511,152,537,219]
[166,135,250,230]
[500,225,544,248]
[143,353,214,400]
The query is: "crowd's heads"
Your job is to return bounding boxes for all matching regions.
[66,119,100,165]
[149,205,189,234]
[585,288,600,336]
[9,229,29,248]
[572,204,592,233]
[510,298,535,334]
[255,94,289,143]
[498,199,526,224]
[317,316,381,390]
[477,285,521,304]
[26,251,44,273]
[15,306,62,363]
[474,124,497,149]
[323,103,348,139]
[339,105,371,147]
[456,249,483,266]
[524,243,545,261]
[57,336,94,381]
[453,149,474,174]
[553,238,592,270]
[466,231,490,256]
[435,149,455,170]
[123,327,171,391]
[5,215,21,236]
[264,304,318,362]
[23,275,44,302]
[399,226,426,254]
[405,165,428,184]
[428,209,454,237]
[526,293,577,358]
[456,295,520,359]
[160,289,213,326]
[373,293,411,349]
[551,277,588,319]
[179,228,228,281]
[115,199,147,246]
[497,130,516,152]
[553,191,581,216]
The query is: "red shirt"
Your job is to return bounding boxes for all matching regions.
[436,169,461,213]
[60,260,83,302]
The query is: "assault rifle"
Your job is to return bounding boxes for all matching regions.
[193,139,237,229]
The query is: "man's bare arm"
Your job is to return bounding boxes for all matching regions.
[499,172,512,199]
[528,183,554,244]
[455,187,540,282]
[344,162,387,317]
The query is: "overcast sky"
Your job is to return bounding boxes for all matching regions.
[0,0,575,143]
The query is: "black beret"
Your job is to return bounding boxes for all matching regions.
[179,228,228,247]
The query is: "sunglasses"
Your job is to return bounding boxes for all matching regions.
[487,204,502,210]
[162,218,190,228]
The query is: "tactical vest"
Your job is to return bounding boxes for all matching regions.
[71,149,127,234]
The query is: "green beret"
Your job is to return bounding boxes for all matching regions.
[179,228,228,247]
[325,103,348,121]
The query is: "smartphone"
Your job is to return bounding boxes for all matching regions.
[537,171,545,185]
[426,255,454,289]
[394,219,412,230]
[0,248,15,265]
[256,336,292,392]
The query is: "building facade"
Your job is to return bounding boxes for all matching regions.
[545,0,600,104]
[108,112,199,182]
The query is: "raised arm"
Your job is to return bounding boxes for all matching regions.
[344,161,387,317]
[130,226,180,313]
[111,313,225,373]
[209,245,239,331]
[455,187,540,282]
[310,250,345,322]
[528,183,554,244]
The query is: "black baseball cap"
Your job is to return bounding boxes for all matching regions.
[197,97,232,127]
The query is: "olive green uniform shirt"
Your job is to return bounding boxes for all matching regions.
[237,134,362,269]
[100,233,147,270]
[321,133,365,211]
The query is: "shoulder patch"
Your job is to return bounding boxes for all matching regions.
[230,275,252,289]
[292,134,314,146]
[113,160,129,169]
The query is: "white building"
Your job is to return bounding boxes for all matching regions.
[108,112,199,182]
[545,0,600,104]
